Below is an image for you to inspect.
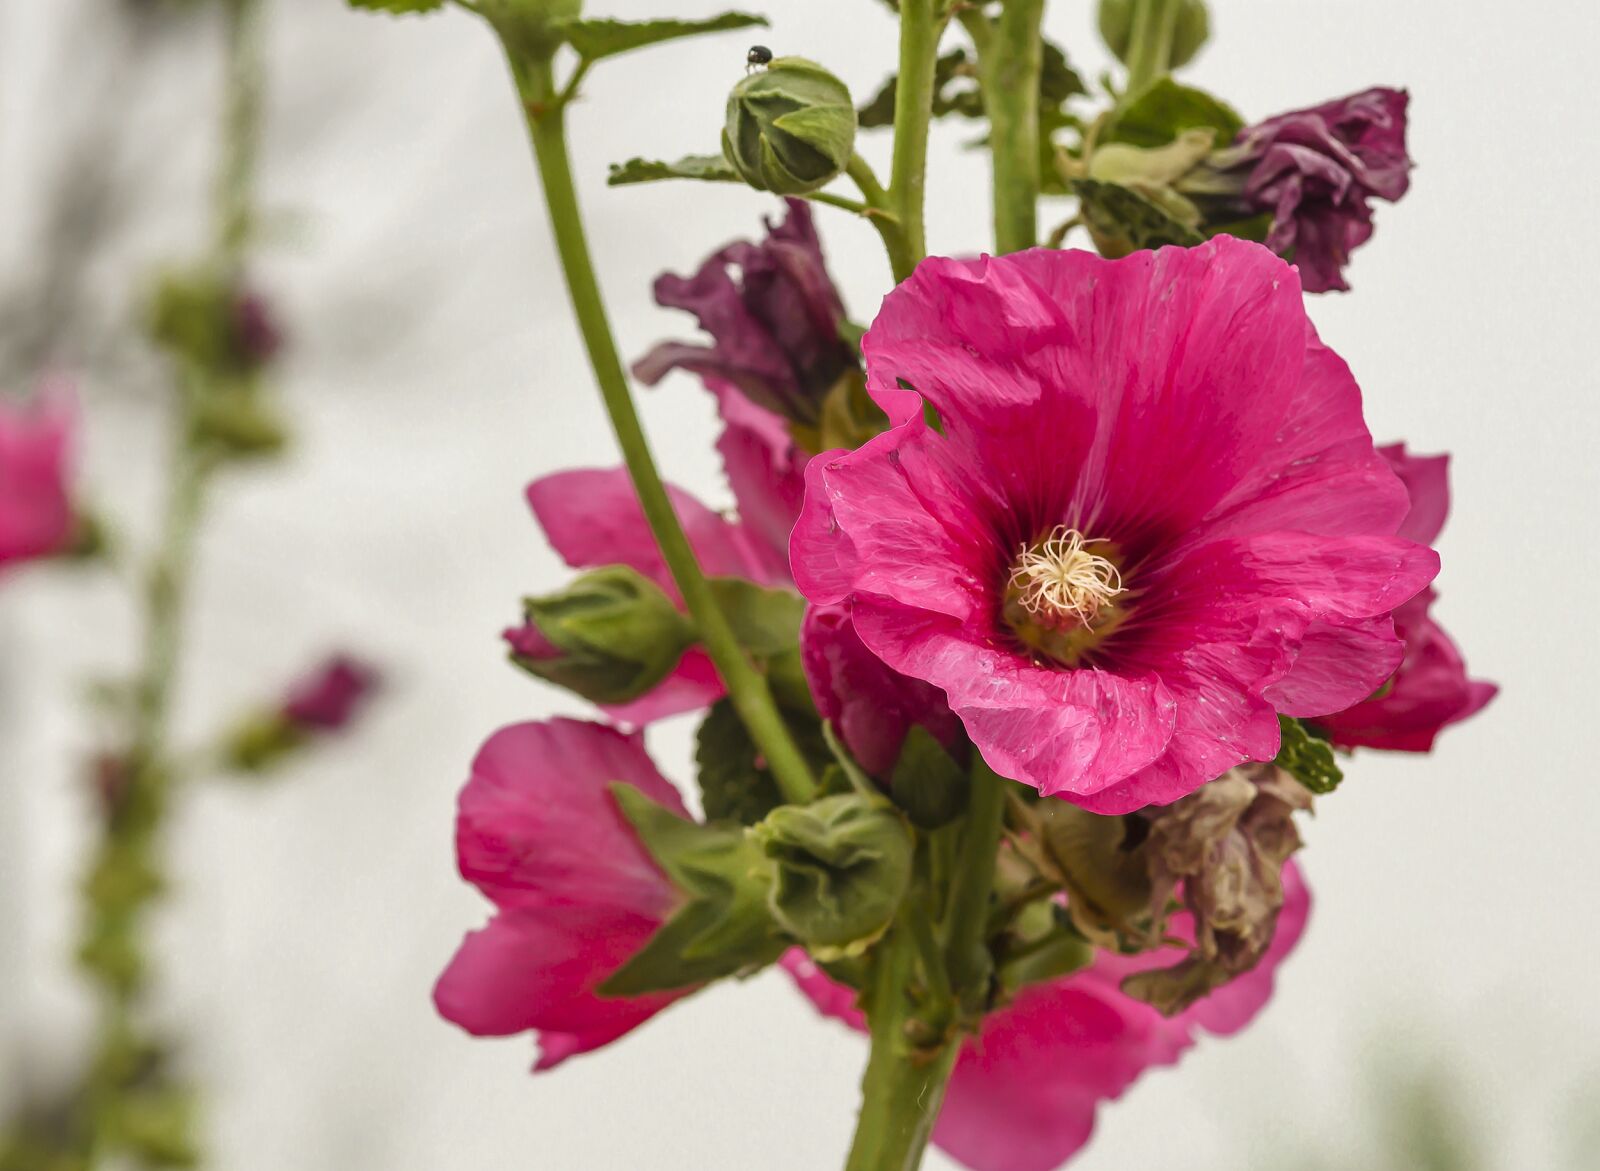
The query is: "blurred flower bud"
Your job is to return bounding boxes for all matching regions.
[506,566,697,706]
[723,57,856,196]
[1098,0,1210,71]
[753,794,913,957]
[223,655,381,773]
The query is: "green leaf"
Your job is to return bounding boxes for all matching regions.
[696,699,786,825]
[602,786,786,996]
[858,49,982,129]
[889,725,968,829]
[1102,77,1243,149]
[706,578,804,657]
[607,153,741,187]
[344,0,445,12]
[1040,39,1088,107]
[1072,178,1205,257]
[1275,716,1344,795]
[556,12,767,62]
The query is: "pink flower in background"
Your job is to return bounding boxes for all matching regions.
[792,240,1438,814]
[801,602,960,778]
[281,655,381,731]
[433,718,689,1070]
[1317,444,1496,750]
[1231,87,1412,293]
[516,466,791,725]
[0,386,75,569]
[788,865,1311,1171]
[633,198,856,429]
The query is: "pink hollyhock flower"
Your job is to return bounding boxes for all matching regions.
[633,198,856,429]
[787,864,1310,1171]
[433,718,688,1070]
[1228,88,1411,293]
[1316,444,1496,751]
[0,386,75,569]
[802,602,960,778]
[280,655,381,731]
[792,239,1438,814]
[514,466,792,725]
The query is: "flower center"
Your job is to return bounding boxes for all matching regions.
[1007,527,1124,628]
[1002,526,1128,668]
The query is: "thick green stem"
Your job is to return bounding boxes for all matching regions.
[846,153,916,284]
[508,56,815,805]
[843,925,961,1171]
[887,0,944,278]
[1122,0,1181,100]
[979,0,1045,254]
[943,755,1007,1008]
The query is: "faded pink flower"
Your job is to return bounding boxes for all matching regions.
[792,239,1438,814]
[433,718,688,1070]
[517,466,791,725]
[1229,88,1412,293]
[0,386,75,569]
[633,198,856,429]
[281,654,380,731]
[787,864,1311,1171]
[801,602,960,778]
[1316,444,1496,751]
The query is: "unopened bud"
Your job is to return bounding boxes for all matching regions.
[723,57,856,196]
[507,566,695,706]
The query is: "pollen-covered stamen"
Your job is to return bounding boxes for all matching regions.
[1007,526,1125,629]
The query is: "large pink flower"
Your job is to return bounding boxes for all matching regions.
[791,239,1438,813]
[0,386,75,569]
[433,718,689,1070]
[511,466,791,725]
[787,864,1310,1171]
[1316,444,1496,751]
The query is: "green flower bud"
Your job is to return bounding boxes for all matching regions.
[508,565,696,706]
[753,794,913,957]
[1098,0,1210,71]
[722,57,856,196]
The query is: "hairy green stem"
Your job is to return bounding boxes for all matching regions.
[507,54,816,805]
[843,924,961,1171]
[1122,0,1182,100]
[845,152,915,283]
[981,0,1045,253]
[887,0,945,278]
[943,755,1007,1008]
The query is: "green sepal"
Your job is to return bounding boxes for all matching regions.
[752,794,914,958]
[1072,178,1205,257]
[510,565,696,706]
[600,785,786,997]
[344,0,445,12]
[556,12,766,62]
[607,153,740,187]
[1275,716,1343,795]
[1102,77,1243,149]
[889,725,968,829]
[220,712,307,775]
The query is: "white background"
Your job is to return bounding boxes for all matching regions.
[3,0,1598,1167]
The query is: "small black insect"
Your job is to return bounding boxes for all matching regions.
[746,44,773,73]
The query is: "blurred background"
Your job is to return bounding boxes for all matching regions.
[2,0,1597,1167]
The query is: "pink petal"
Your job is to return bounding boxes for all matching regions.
[1377,443,1451,546]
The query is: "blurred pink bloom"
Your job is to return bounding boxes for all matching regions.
[0,385,75,569]
[1316,444,1496,750]
[801,602,959,778]
[231,287,285,368]
[1233,88,1411,293]
[786,863,1311,1171]
[518,466,791,726]
[433,718,688,1070]
[281,655,380,731]
[792,240,1438,814]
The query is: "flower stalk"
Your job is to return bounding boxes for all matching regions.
[887,0,946,277]
[504,52,816,805]
[1122,0,1183,99]
[979,0,1046,254]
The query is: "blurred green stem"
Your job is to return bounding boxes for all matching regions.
[1122,0,1181,99]
[888,0,946,277]
[503,51,817,805]
[979,0,1045,253]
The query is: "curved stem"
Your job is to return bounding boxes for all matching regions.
[887,0,945,279]
[981,0,1045,254]
[508,54,816,805]
[845,152,916,283]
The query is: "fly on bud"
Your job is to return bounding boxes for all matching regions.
[746,44,772,72]
[722,56,856,196]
